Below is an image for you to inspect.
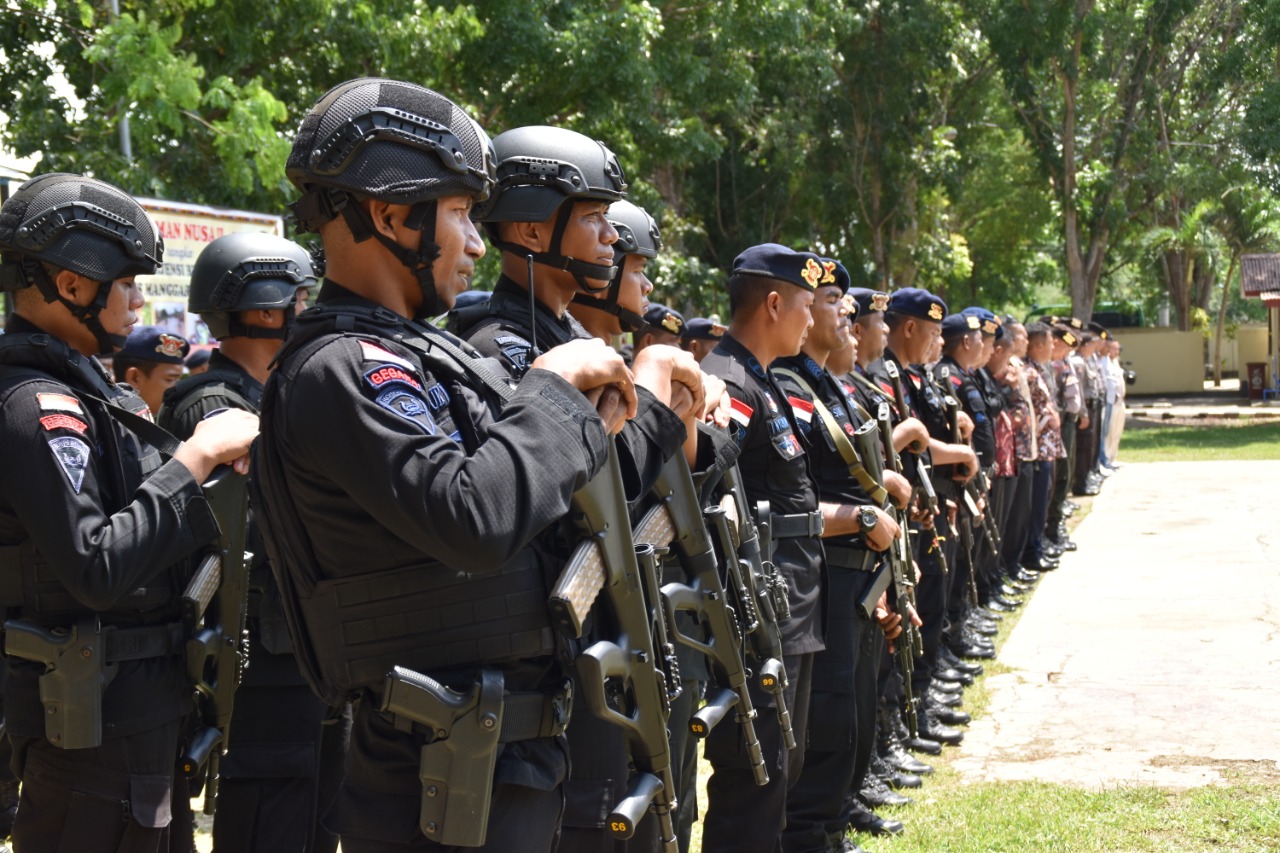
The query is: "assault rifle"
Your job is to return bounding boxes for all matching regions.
[649,454,768,786]
[884,360,948,575]
[549,442,678,852]
[709,464,796,750]
[178,467,252,815]
[871,402,924,737]
[940,385,980,607]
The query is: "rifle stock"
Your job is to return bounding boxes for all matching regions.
[557,442,678,852]
[712,466,796,751]
[649,454,768,786]
[867,404,923,737]
[179,466,251,815]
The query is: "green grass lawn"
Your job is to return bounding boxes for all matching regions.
[687,495,1280,852]
[1119,420,1280,463]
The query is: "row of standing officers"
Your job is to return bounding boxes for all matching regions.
[0,74,1116,853]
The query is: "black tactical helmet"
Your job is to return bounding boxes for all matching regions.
[286,78,496,317]
[472,125,627,293]
[0,173,163,354]
[609,200,662,261]
[570,200,661,333]
[188,232,317,340]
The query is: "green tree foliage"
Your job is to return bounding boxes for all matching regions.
[0,0,1274,325]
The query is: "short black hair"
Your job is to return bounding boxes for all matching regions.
[728,274,778,319]
[113,356,161,383]
[1025,322,1051,342]
[884,310,910,331]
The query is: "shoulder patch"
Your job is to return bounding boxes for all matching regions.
[493,334,531,348]
[359,340,416,371]
[950,375,963,388]
[37,392,84,415]
[364,364,423,393]
[375,388,437,435]
[728,397,754,428]
[787,395,814,424]
[773,433,802,459]
[48,436,90,493]
[40,414,89,435]
[500,345,531,374]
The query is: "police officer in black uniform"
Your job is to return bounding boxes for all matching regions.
[0,173,258,852]
[699,244,826,853]
[871,289,977,750]
[157,232,346,853]
[251,78,641,853]
[841,289,938,802]
[457,127,702,853]
[680,318,725,364]
[636,304,685,356]
[771,261,905,853]
[934,314,1000,676]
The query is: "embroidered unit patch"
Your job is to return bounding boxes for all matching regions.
[40,414,89,435]
[375,388,437,435]
[48,436,90,493]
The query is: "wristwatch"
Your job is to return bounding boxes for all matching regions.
[857,505,878,533]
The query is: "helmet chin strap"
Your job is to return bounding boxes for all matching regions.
[25,259,125,355]
[335,197,444,319]
[491,203,618,294]
[226,315,293,341]
[569,257,647,334]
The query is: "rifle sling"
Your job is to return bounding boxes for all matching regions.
[772,367,888,506]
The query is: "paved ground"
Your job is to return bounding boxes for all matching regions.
[951,459,1280,790]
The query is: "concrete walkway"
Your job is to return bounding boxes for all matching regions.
[951,459,1280,789]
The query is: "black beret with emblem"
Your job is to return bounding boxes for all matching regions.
[817,257,851,294]
[119,325,190,364]
[1087,320,1110,340]
[887,287,948,322]
[961,306,1002,338]
[1052,325,1079,347]
[849,287,890,317]
[729,243,828,292]
[681,317,726,342]
[643,303,684,335]
[942,312,982,339]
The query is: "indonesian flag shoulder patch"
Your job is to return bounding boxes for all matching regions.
[728,397,754,428]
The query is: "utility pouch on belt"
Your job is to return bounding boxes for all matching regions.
[5,615,118,749]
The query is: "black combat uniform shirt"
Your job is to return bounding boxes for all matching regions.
[0,315,218,740]
[253,282,615,843]
[158,349,263,440]
[456,275,687,501]
[773,354,875,514]
[936,355,995,468]
[701,335,825,655]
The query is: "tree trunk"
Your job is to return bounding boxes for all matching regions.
[1162,250,1191,331]
[1212,253,1238,387]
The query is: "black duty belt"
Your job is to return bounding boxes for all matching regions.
[824,544,876,572]
[382,683,573,745]
[770,511,825,539]
[103,622,187,662]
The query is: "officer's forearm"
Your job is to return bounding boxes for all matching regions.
[819,502,866,537]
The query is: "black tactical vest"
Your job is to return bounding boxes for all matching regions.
[250,301,560,707]
[0,333,178,622]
